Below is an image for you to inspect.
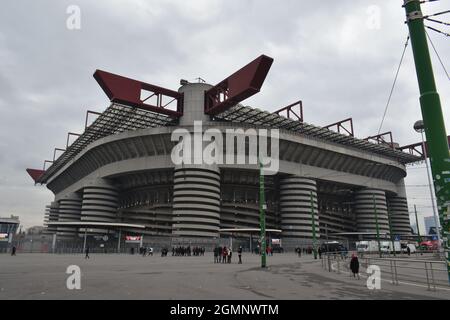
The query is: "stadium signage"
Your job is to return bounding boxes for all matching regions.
[0,233,8,241]
[125,236,141,243]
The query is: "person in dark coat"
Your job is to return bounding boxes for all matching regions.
[85,246,90,259]
[11,246,16,256]
[213,246,218,263]
[350,254,360,279]
[238,246,243,264]
[318,247,322,259]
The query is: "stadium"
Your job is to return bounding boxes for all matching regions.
[27,55,422,251]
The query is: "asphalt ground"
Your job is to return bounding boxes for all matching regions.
[0,253,449,300]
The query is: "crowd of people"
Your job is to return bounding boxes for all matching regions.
[213,246,243,264]
[294,247,315,256]
[139,247,153,256]
[171,246,205,256]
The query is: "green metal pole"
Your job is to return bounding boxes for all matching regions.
[259,161,266,268]
[373,195,382,258]
[310,191,318,259]
[414,204,422,244]
[387,207,396,257]
[403,0,450,282]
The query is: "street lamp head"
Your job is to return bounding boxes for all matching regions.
[413,120,425,133]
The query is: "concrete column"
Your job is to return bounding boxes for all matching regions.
[178,82,213,126]
[387,195,411,236]
[279,176,319,239]
[81,178,119,223]
[353,189,389,235]
[46,201,59,234]
[172,82,221,238]
[172,166,221,238]
[57,193,82,238]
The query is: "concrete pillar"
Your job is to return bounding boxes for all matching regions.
[46,201,59,234]
[172,166,221,238]
[353,188,390,235]
[178,82,213,126]
[279,176,319,239]
[172,82,221,238]
[57,193,82,238]
[387,195,411,236]
[388,179,412,236]
[81,178,119,224]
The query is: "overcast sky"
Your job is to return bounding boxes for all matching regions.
[0,0,448,232]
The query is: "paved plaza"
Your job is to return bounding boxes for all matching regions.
[0,253,449,300]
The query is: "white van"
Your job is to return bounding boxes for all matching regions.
[356,241,379,253]
[382,241,401,254]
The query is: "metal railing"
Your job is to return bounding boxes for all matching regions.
[320,251,449,291]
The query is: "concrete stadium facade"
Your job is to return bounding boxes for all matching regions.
[32,64,419,248]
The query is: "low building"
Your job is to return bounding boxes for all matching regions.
[0,215,20,251]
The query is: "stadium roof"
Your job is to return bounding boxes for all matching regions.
[215,104,420,163]
[36,102,420,184]
[36,103,176,183]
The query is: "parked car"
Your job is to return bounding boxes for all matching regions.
[419,240,438,251]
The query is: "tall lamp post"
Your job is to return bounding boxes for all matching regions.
[373,195,382,258]
[387,207,396,257]
[310,191,318,260]
[414,120,441,245]
[403,0,450,283]
[259,160,267,268]
[414,204,422,244]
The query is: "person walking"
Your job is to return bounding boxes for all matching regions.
[318,247,322,259]
[350,254,360,279]
[228,248,232,263]
[11,246,16,256]
[85,246,90,259]
[238,246,243,264]
[407,245,411,256]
